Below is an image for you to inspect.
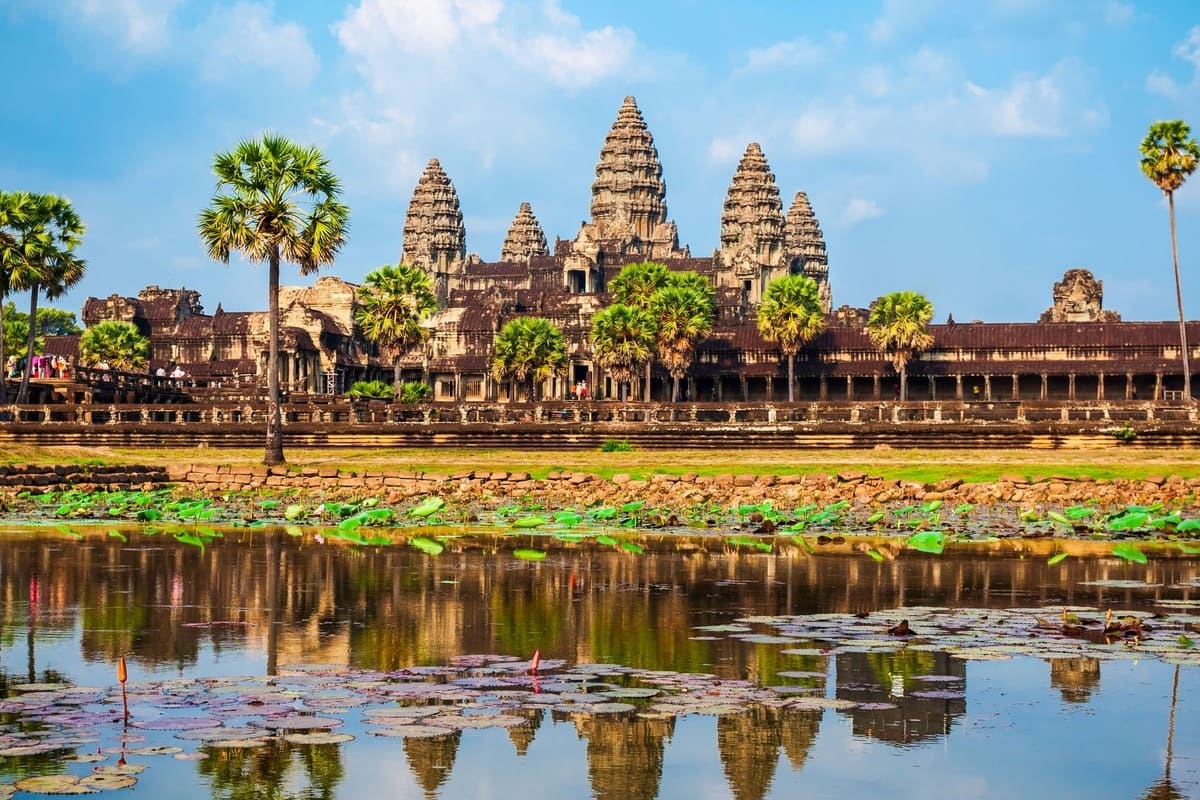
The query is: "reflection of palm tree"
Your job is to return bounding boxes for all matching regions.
[196,739,345,800]
[1141,665,1185,800]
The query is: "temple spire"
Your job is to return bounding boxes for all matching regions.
[500,202,548,262]
[717,143,787,303]
[401,157,466,276]
[785,190,832,312]
[589,96,669,240]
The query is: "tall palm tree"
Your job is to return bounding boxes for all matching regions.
[355,263,438,392]
[1141,120,1200,401]
[9,195,85,403]
[0,191,68,404]
[198,134,348,464]
[650,283,715,403]
[491,317,566,401]
[610,261,670,401]
[79,321,150,371]
[589,303,657,401]
[757,274,826,402]
[866,291,934,402]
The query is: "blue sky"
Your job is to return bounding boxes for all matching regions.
[2,0,1200,323]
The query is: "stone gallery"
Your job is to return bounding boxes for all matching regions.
[74,98,1192,404]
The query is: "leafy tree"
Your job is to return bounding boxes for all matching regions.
[198,133,349,464]
[79,321,150,371]
[610,261,670,400]
[355,263,438,391]
[490,317,566,402]
[12,196,85,403]
[589,303,657,401]
[0,192,85,404]
[866,291,934,402]
[346,379,395,400]
[757,274,826,402]
[650,281,715,403]
[1141,120,1200,400]
[1,304,81,363]
[398,381,431,403]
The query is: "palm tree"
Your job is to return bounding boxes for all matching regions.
[1141,120,1200,401]
[9,195,85,403]
[650,282,715,403]
[757,274,826,402]
[355,263,438,392]
[610,261,670,401]
[589,303,657,401]
[0,192,31,403]
[866,291,934,402]
[79,321,150,371]
[490,317,566,402]
[198,133,349,464]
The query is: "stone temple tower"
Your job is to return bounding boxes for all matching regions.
[569,97,685,288]
[717,143,788,305]
[401,157,466,302]
[784,191,832,312]
[500,202,549,262]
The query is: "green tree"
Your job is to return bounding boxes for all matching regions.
[346,380,395,400]
[757,274,826,402]
[355,263,438,391]
[0,304,81,362]
[650,281,715,403]
[12,195,85,403]
[79,321,150,372]
[866,291,934,402]
[1141,120,1200,401]
[610,261,670,401]
[198,133,349,464]
[589,303,657,401]
[0,192,84,404]
[491,317,566,402]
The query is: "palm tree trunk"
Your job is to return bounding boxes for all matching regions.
[17,284,39,404]
[672,375,680,403]
[644,362,652,402]
[1170,191,1191,401]
[787,353,795,402]
[0,295,8,405]
[393,356,402,394]
[900,364,907,402]
[265,249,285,465]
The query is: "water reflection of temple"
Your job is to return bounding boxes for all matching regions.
[404,730,461,800]
[566,711,674,800]
[836,650,966,745]
[1049,657,1102,703]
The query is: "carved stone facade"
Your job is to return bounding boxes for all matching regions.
[717,143,788,305]
[1039,268,1121,323]
[500,203,549,262]
[401,158,467,302]
[785,191,831,313]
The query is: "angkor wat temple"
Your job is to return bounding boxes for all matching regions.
[74,97,1196,404]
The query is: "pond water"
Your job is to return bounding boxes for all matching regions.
[0,529,1198,800]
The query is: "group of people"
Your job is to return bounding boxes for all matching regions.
[572,381,589,401]
[155,364,189,386]
[5,354,70,380]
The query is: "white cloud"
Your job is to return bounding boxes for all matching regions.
[967,61,1105,138]
[72,0,180,55]
[738,37,824,74]
[335,0,634,90]
[1174,25,1200,70]
[1104,1,1133,25]
[707,136,746,164]
[842,198,884,226]
[194,3,318,86]
[1146,70,1180,97]
[868,0,944,44]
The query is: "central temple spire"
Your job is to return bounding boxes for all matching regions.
[589,96,669,241]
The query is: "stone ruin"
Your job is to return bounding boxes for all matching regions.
[1039,268,1121,323]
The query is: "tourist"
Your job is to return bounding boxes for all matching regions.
[156,366,167,378]
[578,382,588,401]
[5,356,15,378]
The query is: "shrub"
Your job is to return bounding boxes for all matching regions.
[346,380,395,400]
[1113,421,1137,442]
[599,439,634,453]
[399,381,432,403]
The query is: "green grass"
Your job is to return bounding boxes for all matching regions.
[4,444,1200,484]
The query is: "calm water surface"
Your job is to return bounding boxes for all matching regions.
[0,529,1197,799]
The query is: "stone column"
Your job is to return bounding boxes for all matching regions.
[1068,373,1076,401]
[872,375,880,400]
[1097,372,1104,401]
[1011,374,1019,400]
[1041,373,1048,400]
[819,375,828,401]
[955,374,963,401]
[1155,372,1163,400]
[846,376,853,401]
[1126,373,1134,400]
[984,375,992,401]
